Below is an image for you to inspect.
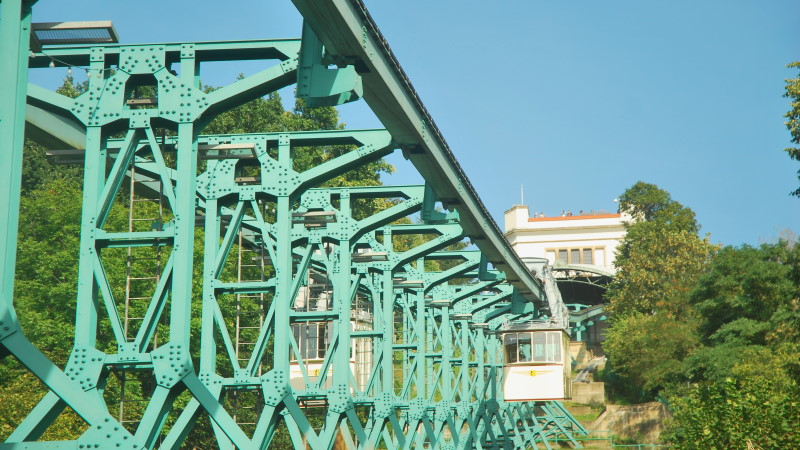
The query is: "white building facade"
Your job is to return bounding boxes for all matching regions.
[503,205,628,273]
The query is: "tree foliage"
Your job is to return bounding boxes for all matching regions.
[605,182,713,318]
[617,181,699,235]
[664,374,800,449]
[602,183,711,398]
[604,182,800,446]
[660,241,800,448]
[602,312,699,392]
[606,224,713,318]
[603,182,800,450]
[785,61,800,197]
[691,245,796,341]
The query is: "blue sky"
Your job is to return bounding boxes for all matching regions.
[28,1,800,246]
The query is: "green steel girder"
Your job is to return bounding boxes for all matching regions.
[25,39,302,143]
[192,128,533,448]
[334,238,577,449]
[297,22,362,107]
[197,130,394,201]
[25,100,86,150]
[567,304,607,342]
[2,2,587,448]
[0,0,33,349]
[4,37,319,449]
[421,251,482,292]
[26,39,301,72]
[192,180,509,448]
[1,0,144,445]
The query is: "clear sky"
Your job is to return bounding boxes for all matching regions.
[28,1,800,247]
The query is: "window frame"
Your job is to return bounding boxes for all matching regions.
[290,321,332,361]
[503,331,564,364]
[545,245,605,265]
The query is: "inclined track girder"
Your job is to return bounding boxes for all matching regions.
[290,0,547,306]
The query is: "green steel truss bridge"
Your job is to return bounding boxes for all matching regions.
[1,1,587,448]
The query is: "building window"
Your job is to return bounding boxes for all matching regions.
[291,322,331,360]
[546,246,604,265]
[595,248,605,266]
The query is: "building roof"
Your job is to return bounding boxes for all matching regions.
[528,213,620,222]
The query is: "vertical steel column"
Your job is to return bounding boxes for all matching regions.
[415,288,426,402]
[72,47,108,351]
[201,195,220,376]
[274,135,291,368]
[169,122,197,340]
[0,0,33,346]
[441,307,452,403]
[381,271,394,395]
[333,193,352,389]
[170,47,199,346]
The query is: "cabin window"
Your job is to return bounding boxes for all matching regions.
[504,331,562,364]
[532,331,562,362]
[504,334,518,363]
[291,322,331,360]
[517,333,532,361]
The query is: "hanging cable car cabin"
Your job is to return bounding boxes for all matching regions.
[501,324,571,401]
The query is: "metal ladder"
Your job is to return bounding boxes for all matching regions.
[118,162,164,431]
[231,231,267,431]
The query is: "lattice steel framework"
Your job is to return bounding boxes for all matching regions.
[1,0,587,448]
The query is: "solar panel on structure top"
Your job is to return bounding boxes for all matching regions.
[32,21,118,47]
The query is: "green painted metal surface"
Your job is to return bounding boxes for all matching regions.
[0,1,587,448]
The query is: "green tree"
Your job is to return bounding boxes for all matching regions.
[784,61,800,197]
[665,374,800,449]
[691,245,795,340]
[606,182,713,317]
[681,242,800,382]
[602,182,712,396]
[602,312,699,392]
[617,181,699,235]
[605,224,713,317]
[662,241,800,447]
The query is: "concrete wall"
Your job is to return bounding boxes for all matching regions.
[572,382,605,405]
[590,402,672,444]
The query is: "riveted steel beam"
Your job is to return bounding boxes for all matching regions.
[3,1,585,446]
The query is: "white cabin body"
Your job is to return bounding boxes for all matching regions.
[502,328,571,401]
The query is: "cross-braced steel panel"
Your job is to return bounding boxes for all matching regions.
[1,1,586,448]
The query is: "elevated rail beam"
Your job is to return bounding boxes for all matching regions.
[291,0,547,307]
